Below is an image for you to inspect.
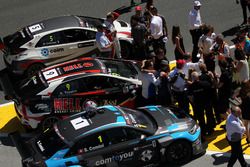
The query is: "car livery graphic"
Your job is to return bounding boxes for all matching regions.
[10,105,204,167]
[13,57,141,130]
[1,15,133,76]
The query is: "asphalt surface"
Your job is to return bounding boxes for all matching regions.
[0,0,249,166]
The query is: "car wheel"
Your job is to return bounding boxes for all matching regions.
[120,40,132,59]
[166,140,192,165]
[40,116,60,132]
[25,63,45,77]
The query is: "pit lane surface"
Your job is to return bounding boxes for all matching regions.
[0,0,248,166]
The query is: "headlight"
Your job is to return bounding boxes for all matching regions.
[189,124,199,135]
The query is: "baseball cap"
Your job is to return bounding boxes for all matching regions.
[135,6,142,11]
[176,59,186,66]
[194,1,202,6]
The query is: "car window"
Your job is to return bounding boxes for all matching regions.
[36,129,67,158]
[65,132,108,157]
[83,76,113,91]
[63,29,96,43]
[101,60,138,78]
[124,128,144,140]
[35,31,64,47]
[105,128,128,145]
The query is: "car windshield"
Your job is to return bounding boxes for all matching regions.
[78,16,103,28]
[18,72,48,98]
[120,107,157,133]
[101,59,139,79]
[36,128,67,158]
[3,27,33,50]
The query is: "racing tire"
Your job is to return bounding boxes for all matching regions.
[165,140,192,165]
[39,116,60,132]
[120,40,132,59]
[25,63,45,78]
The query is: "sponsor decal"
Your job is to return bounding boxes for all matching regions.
[95,151,134,166]
[37,140,45,152]
[43,69,59,80]
[35,103,49,112]
[78,42,94,48]
[50,48,64,53]
[29,24,42,33]
[102,99,117,105]
[70,117,90,130]
[41,48,49,57]
[84,143,104,152]
[62,62,94,72]
[53,98,82,113]
[140,150,153,162]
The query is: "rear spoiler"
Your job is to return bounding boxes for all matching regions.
[113,0,148,15]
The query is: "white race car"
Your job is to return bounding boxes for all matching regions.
[1,15,133,76]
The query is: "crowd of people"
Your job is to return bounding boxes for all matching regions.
[96,1,250,161]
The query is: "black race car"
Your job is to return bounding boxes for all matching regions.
[10,105,204,167]
[13,57,141,130]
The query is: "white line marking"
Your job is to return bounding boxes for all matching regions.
[0,101,14,107]
[206,150,250,160]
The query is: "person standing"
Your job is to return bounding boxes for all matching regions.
[95,24,113,58]
[172,25,186,60]
[104,12,121,58]
[169,59,190,114]
[139,60,160,106]
[130,6,145,25]
[188,0,203,62]
[198,25,215,72]
[131,15,147,60]
[226,106,249,167]
[236,0,250,25]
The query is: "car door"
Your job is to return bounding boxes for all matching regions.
[80,75,136,107]
[61,29,97,60]
[35,31,68,65]
[106,127,160,167]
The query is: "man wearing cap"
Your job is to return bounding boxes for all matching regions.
[188,0,203,63]
[95,24,113,58]
[169,59,190,114]
[130,6,145,25]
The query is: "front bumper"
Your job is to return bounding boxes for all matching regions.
[192,135,204,155]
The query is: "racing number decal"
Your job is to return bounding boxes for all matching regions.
[98,135,103,143]
[70,117,90,130]
[29,24,42,33]
[43,69,59,80]
[49,35,54,42]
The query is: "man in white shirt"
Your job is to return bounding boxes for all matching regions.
[188,0,203,62]
[95,24,113,58]
[226,106,249,167]
[183,53,203,79]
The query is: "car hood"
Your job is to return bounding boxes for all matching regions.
[141,106,195,134]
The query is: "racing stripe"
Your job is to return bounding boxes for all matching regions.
[47,69,101,81]
[72,90,106,96]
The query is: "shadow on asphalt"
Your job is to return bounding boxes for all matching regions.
[211,153,230,166]
[222,25,241,37]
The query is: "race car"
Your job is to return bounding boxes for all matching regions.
[1,15,133,76]
[14,58,141,130]
[10,105,203,167]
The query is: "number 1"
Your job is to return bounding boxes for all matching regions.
[98,135,103,143]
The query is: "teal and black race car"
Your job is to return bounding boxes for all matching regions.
[11,105,204,167]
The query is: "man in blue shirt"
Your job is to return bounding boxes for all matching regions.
[226,106,249,167]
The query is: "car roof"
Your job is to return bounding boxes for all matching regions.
[41,57,105,82]
[55,105,128,144]
[27,15,81,35]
